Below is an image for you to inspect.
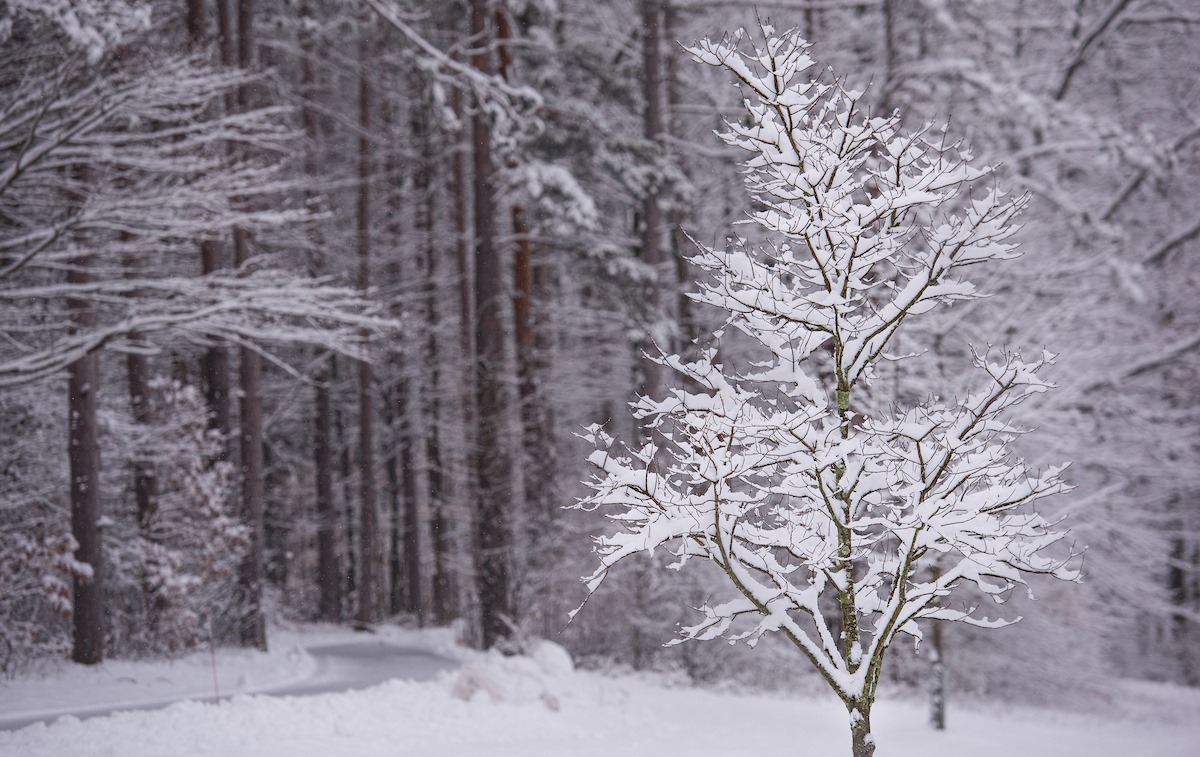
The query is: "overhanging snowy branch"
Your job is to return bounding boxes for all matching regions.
[0,269,399,386]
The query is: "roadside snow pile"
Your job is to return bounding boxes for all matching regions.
[451,640,574,710]
[1,629,1198,757]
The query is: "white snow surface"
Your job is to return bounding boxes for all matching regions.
[1,625,1198,757]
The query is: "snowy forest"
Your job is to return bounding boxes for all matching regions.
[2,0,1200,726]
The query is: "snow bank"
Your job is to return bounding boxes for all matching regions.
[2,627,1198,757]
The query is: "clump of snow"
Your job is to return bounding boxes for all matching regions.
[450,642,572,711]
[529,640,574,677]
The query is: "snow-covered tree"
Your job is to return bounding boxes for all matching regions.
[576,26,1079,757]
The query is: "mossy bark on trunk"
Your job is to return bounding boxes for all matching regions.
[849,704,876,757]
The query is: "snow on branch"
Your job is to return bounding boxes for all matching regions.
[575,24,1076,718]
[360,0,542,132]
[0,268,397,386]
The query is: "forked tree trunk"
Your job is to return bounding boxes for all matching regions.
[68,250,103,665]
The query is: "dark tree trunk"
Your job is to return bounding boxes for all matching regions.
[186,0,207,47]
[298,0,341,623]
[336,368,357,607]
[395,382,421,616]
[188,0,231,446]
[354,15,378,626]
[639,0,666,406]
[664,3,694,352]
[495,11,560,628]
[68,253,104,665]
[930,619,946,730]
[470,0,514,650]
[383,387,406,616]
[314,370,340,621]
[124,253,159,537]
[233,0,266,651]
[435,7,472,628]
[236,325,266,649]
[200,241,231,444]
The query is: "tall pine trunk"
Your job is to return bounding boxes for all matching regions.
[470,0,514,649]
[68,248,103,665]
[299,0,341,623]
[639,0,666,408]
[354,15,378,626]
[232,0,266,650]
[189,0,231,448]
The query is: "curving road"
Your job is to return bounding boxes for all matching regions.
[0,639,457,732]
[260,639,457,697]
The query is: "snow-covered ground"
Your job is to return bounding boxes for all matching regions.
[1,626,1197,757]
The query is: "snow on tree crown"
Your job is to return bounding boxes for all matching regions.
[576,25,1077,702]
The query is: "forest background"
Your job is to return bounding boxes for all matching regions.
[1,0,1198,706]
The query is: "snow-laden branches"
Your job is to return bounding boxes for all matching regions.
[0,51,295,282]
[575,26,1076,736]
[361,0,542,140]
[0,268,396,386]
[0,12,394,387]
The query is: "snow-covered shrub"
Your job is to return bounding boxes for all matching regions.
[106,379,245,655]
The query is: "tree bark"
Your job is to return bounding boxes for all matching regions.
[354,14,378,626]
[68,251,104,665]
[409,85,441,622]
[314,369,340,621]
[438,7,473,627]
[233,0,266,651]
[639,0,666,406]
[298,0,341,623]
[124,252,159,538]
[849,704,876,757]
[930,619,946,730]
[188,0,231,447]
[470,0,514,650]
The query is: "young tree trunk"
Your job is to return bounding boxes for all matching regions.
[233,0,267,651]
[470,0,515,649]
[849,703,876,757]
[354,15,378,626]
[67,251,104,665]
